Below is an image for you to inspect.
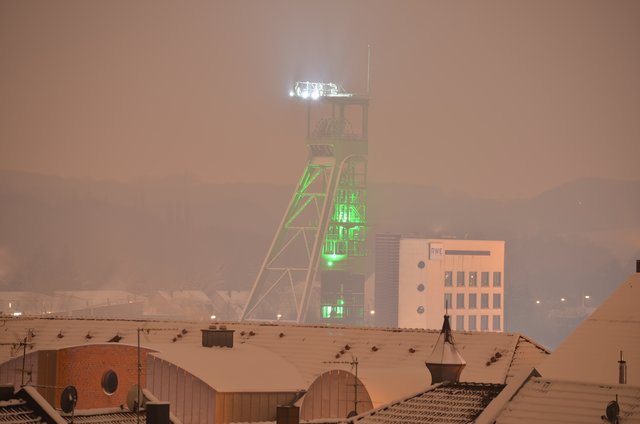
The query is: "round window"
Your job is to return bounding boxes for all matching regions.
[417,306,425,314]
[417,283,425,292]
[101,370,118,395]
[417,261,425,269]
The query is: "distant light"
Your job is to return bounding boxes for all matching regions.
[327,261,333,267]
[8,302,11,308]
[210,315,216,320]
[12,312,22,317]
[369,310,375,315]
[560,298,566,302]
[535,300,541,304]
[276,313,282,320]
[584,295,590,299]
[289,90,294,97]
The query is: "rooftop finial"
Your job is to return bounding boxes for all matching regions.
[425,314,466,384]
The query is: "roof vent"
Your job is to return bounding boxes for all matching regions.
[201,327,234,348]
[619,351,627,385]
[425,314,466,384]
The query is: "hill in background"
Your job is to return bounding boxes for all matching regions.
[1,170,638,348]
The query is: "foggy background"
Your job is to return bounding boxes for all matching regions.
[1,1,639,348]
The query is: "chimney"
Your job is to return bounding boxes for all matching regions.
[146,402,170,424]
[425,315,466,384]
[0,385,14,401]
[201,325,235,348]
[276,405,299,424]
[619,351,627,384]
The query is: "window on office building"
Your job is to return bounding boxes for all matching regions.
[468,315,477,331]
[456,271,465,287]
[444,271,453,287]
[456,293,465,309]
[469,293,477,309]
[481,272,489,287]
[493,271,502,287]
[469,272,477,287]
[481,315,489,331]
[493,315,501,331]
[493,293,501,309]
[444,293,452,310]
[456,315,464,331]
[481,293,489,309]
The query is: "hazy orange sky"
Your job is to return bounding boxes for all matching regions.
[1,0,639,198]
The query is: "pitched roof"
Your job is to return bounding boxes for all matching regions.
[538,272,640,385]
[346,382,505,424]
[493,377,640,424]
[0,318,548,407]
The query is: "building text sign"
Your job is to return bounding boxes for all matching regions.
[429,243,444,260]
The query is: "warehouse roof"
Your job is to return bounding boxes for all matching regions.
[0,318,548,406]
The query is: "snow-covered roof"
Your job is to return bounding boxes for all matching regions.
[492,377,640,424]
[0,318,548,407]
[150,343,306,392]
[344,382,505,424]
[538,272,640,385]
[0,397,42,424]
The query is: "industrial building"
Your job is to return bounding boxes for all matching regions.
[242,82,369,325]
[376,234,505,331]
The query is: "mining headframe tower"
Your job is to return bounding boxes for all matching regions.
[241,81,369,324]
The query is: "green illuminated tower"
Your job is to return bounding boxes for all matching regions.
[241,82,368,324]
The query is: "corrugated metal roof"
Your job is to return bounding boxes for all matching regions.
[0,318,549,407]
[346,382,505,424]
[494,378,640,424]
[539,273,640,385]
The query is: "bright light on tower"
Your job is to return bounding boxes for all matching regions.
[290,81,352,99]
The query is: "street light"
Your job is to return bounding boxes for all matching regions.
[276,313,282,321]
[210,315,216,320]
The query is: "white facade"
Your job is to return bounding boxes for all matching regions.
[398,238,505,332]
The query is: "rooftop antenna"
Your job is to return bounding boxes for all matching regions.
[367,44,371,96]
[323,355,361,418]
